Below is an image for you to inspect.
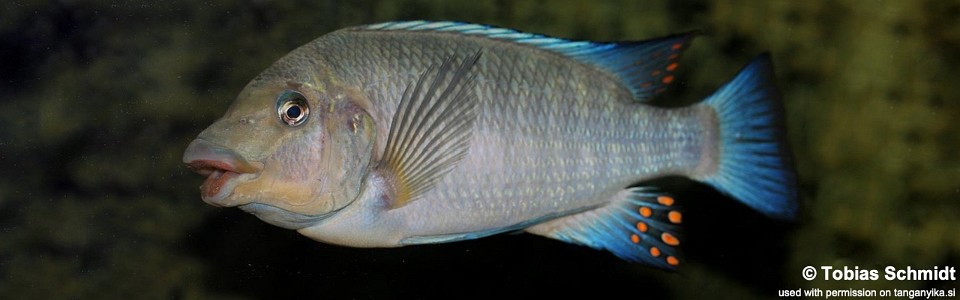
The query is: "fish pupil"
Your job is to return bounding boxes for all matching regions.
[286,105,302,119]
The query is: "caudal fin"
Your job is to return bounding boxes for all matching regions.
[700,54,798,219]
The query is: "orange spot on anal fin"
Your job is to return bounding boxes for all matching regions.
[630,234,640,244]
[666,256,680,266]
[636,221,648,232]
[666,62,678,72]
[661,232,680,246]
[650,247,661,257]
[657,196,674,206]
[671,42,683,50]
[668,211,682,224]
[662,75,674,84]
[639,207,652,218]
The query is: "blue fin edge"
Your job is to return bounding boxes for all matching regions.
[361,21,696,101]
[701,53,799,220]
[545,187,683,269]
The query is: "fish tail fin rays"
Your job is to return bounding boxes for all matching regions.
[698,53,798,220]
[526,187,684,270]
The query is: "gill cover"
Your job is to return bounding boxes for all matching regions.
[316,86,378,213]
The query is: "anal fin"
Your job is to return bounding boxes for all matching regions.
[527,187,684,269]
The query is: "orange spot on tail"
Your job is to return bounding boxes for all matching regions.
[668,54,679,60]
[668,211,682,224]
[636,222,648,232]
[657,196,675,206]
[666,62,678,72]
[651,70,662,76]
[650,247,661,257]
[630,234,640,244]
[666,256,680,266]
[662,75,674,84]
[671,42,683,50]
[661,233,680,246]
[639,207,652,218]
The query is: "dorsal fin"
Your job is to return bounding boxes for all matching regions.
[361,21,696,101]
[377,50,483,209]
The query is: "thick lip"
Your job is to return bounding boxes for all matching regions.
[183,139,261,206]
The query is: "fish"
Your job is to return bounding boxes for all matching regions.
[182,21,797,269]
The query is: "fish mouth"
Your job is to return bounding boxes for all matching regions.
[183,139,261,206]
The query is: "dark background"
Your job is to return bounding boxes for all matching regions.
[2,1,958,299]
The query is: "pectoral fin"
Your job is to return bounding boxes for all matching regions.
[377,50,483,209]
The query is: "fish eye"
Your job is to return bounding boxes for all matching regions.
[276,90,310,126]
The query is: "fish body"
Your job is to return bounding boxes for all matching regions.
[183,21,797,269]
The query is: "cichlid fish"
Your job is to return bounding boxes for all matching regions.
[183,21,797,269]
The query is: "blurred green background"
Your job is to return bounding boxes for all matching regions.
[1,0,958,299]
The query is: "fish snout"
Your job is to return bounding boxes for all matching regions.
[183,139,261,205]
